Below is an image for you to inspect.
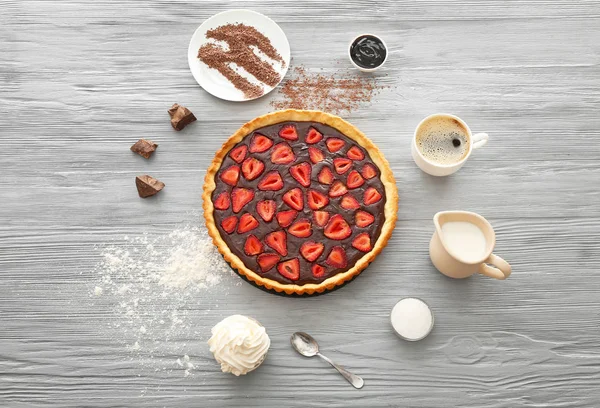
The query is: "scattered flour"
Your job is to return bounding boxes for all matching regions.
[98,227,226,291]
[158,229,225,289]
[92,224,234,376]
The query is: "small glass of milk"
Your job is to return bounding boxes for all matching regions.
[390,298,434,341]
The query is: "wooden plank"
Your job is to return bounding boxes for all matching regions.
[1,0,600,406]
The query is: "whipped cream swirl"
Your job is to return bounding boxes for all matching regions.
[207,315,270,376]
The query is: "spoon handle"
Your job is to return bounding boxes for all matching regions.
[317,352,364,389]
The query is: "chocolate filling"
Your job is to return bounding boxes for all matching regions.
[211,121,386,285]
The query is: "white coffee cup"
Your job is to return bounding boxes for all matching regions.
[411,113,489,177]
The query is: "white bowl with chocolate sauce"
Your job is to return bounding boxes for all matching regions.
[188,9,290,102]
[348,34,388,72]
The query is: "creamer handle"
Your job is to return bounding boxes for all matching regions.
[478,253,511,280]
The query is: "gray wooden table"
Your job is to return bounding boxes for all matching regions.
[2,1,600,407]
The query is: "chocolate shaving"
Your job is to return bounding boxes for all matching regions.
[270,66,384,114]
[136,175,165,198]
[130,139,158,159]
[197,23,284,99]
[168,103,197,131]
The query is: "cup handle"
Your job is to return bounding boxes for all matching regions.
[478,253,511,280]
[472,133,489,149]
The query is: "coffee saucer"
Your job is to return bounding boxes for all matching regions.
[188,9,291,102]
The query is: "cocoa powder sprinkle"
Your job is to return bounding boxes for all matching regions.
[198,23,284,99]
[270,66,384,114]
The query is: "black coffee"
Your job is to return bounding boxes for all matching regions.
[416,116,470,165]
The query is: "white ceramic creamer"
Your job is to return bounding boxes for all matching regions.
[429,211,511,280]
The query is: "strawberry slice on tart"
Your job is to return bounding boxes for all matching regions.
[229,145,248,163]
[290,162,312,187]
[326,137,345,153]
[276,210,298,228]
[324,215,352,240]
[300,241,324,262]
[328,180,347,198]
[355,210,375,227]
[220,215,238,234]
[307,190,329,210]
[237,213,259,233]
[364,187,382,205]
[213,191,230,210]
[361,164,378,179]
[308,147,325,164]
[277,258,300,280]
[258,171,284,191]
[271,142,295,164]
[244,235,264,256]
[313,210,330,227]
[288,218,312,238]
[305,127,323,144]
[279,124,298,141]
[333,158,353,174]
[242,157,265,181]
[220,165,240,186]
[256,200,276,222]
[265,230,288,257]
[347,146,365,161]
[311,264,326,278]
[231,188,254,213]
[346,170,365,189]
[352,233,372,252]
[283,188,304,211]
[250,133,273,153]
[326,246,347,268]
[340,194,360,210]
[257,253,280,272]
[318,167,334,185]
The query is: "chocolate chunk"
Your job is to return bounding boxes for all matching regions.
[136,175,165,198]
[168,103,196,131]
[130,139,158,159]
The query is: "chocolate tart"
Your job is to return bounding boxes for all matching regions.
[203,110,398,295]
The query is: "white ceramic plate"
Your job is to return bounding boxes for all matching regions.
[188,9,290,102]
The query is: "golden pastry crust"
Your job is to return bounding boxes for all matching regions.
[203,110,399,295]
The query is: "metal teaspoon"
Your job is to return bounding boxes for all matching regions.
[290,332,364,389]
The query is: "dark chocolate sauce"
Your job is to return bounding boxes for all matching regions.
[350,35,387,69]
[212,121,387,286]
